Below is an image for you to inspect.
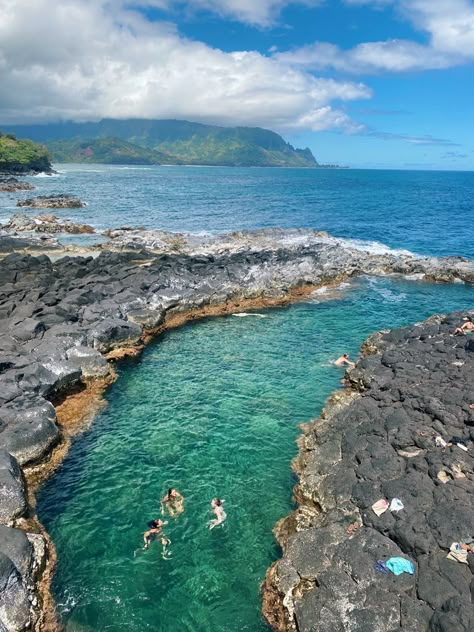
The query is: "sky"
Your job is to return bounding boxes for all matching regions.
[1,1,473,169]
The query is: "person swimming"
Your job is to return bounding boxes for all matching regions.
[161,487,184,518]
[142,518,170,554]
[334,353,355,368]
[207,498,227,529]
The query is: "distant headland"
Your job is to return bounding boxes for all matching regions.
[0,132,52,175]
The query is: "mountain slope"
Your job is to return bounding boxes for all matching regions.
[47,137,181,165]
[0,132,52,174]
[7,119,318,167]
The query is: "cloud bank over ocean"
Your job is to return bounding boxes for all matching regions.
[1,0,473,167]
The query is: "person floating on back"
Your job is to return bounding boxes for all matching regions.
[334,353,355,368]
[142,518,171,557]
[161,487,184,518]
[208,498,227,529]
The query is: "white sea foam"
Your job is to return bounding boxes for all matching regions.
[307,280,354,304]
[33,171,61,178]
[366,277,407,303]
[113,166,153,171]
[337,237,417,258]
[403,273,426,281]
[232,312,268,318]
[58,167,105,173]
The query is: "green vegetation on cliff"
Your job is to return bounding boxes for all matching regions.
[0,132,52,174]
[8,119,319,167]
[47,137,181,165]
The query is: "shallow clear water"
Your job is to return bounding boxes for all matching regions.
[37,277,474,632]
[1,166,473,257]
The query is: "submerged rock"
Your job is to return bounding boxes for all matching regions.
[263,310,474,632]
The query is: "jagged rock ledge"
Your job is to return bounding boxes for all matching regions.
[1,213,95,235]
[262,310,474,632]
[0,227,473,630]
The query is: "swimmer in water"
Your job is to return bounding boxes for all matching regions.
[208,498,227,529]
[143,518,169,551]
[161,487,184,518]
[334,353,355,368]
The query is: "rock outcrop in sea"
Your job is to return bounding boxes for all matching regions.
[0,177,35,193]
[263,311,474,632]
[0,227,472,630]
[1,213,94,235]
[16,195,86,209]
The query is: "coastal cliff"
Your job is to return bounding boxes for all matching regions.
[262,312,474,632]
[0,134,52,175]
[0,228,472,630]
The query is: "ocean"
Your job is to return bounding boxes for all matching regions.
[31,165,473,632]
[2,165,474,257]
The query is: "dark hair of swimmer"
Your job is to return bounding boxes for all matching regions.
[168,488,174,496]
[343,353,349,358]
[215,498,222,506]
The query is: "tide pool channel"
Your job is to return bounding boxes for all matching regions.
[37,276,473,631]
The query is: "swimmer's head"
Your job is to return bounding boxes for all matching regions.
[343,353,349,358]
[168,488,174,496]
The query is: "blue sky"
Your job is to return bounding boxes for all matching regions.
[1,1,473,169]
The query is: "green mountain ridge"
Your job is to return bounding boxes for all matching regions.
[0,132,52,174]
[47,137,181,165]
[5,119,319,168]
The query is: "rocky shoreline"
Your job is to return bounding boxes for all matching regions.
[0,228,472,630]
[263,311,474,632]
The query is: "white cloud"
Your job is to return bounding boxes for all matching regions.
[277,0,474,73]
[0,0,369,131]
[127,1,321,27]
[274,39,455,73]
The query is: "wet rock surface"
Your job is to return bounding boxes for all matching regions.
[16,194,86,209]
[1,213,94,234]
[0,228,472,630]
[0,450,26,524]
[0,232,61,254]
[263,310,474,632]
[0,177,35,193]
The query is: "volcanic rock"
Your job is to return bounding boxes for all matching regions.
[0,178,35,193]
[0,450,26,524]
[16,194,86,209]
[263,310,474,632]
[1,213,94,234]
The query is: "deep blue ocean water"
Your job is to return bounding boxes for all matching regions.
[29,165,473,631]
[1,165,473,257]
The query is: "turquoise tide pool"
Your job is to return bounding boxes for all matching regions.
[37,276,473,632]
